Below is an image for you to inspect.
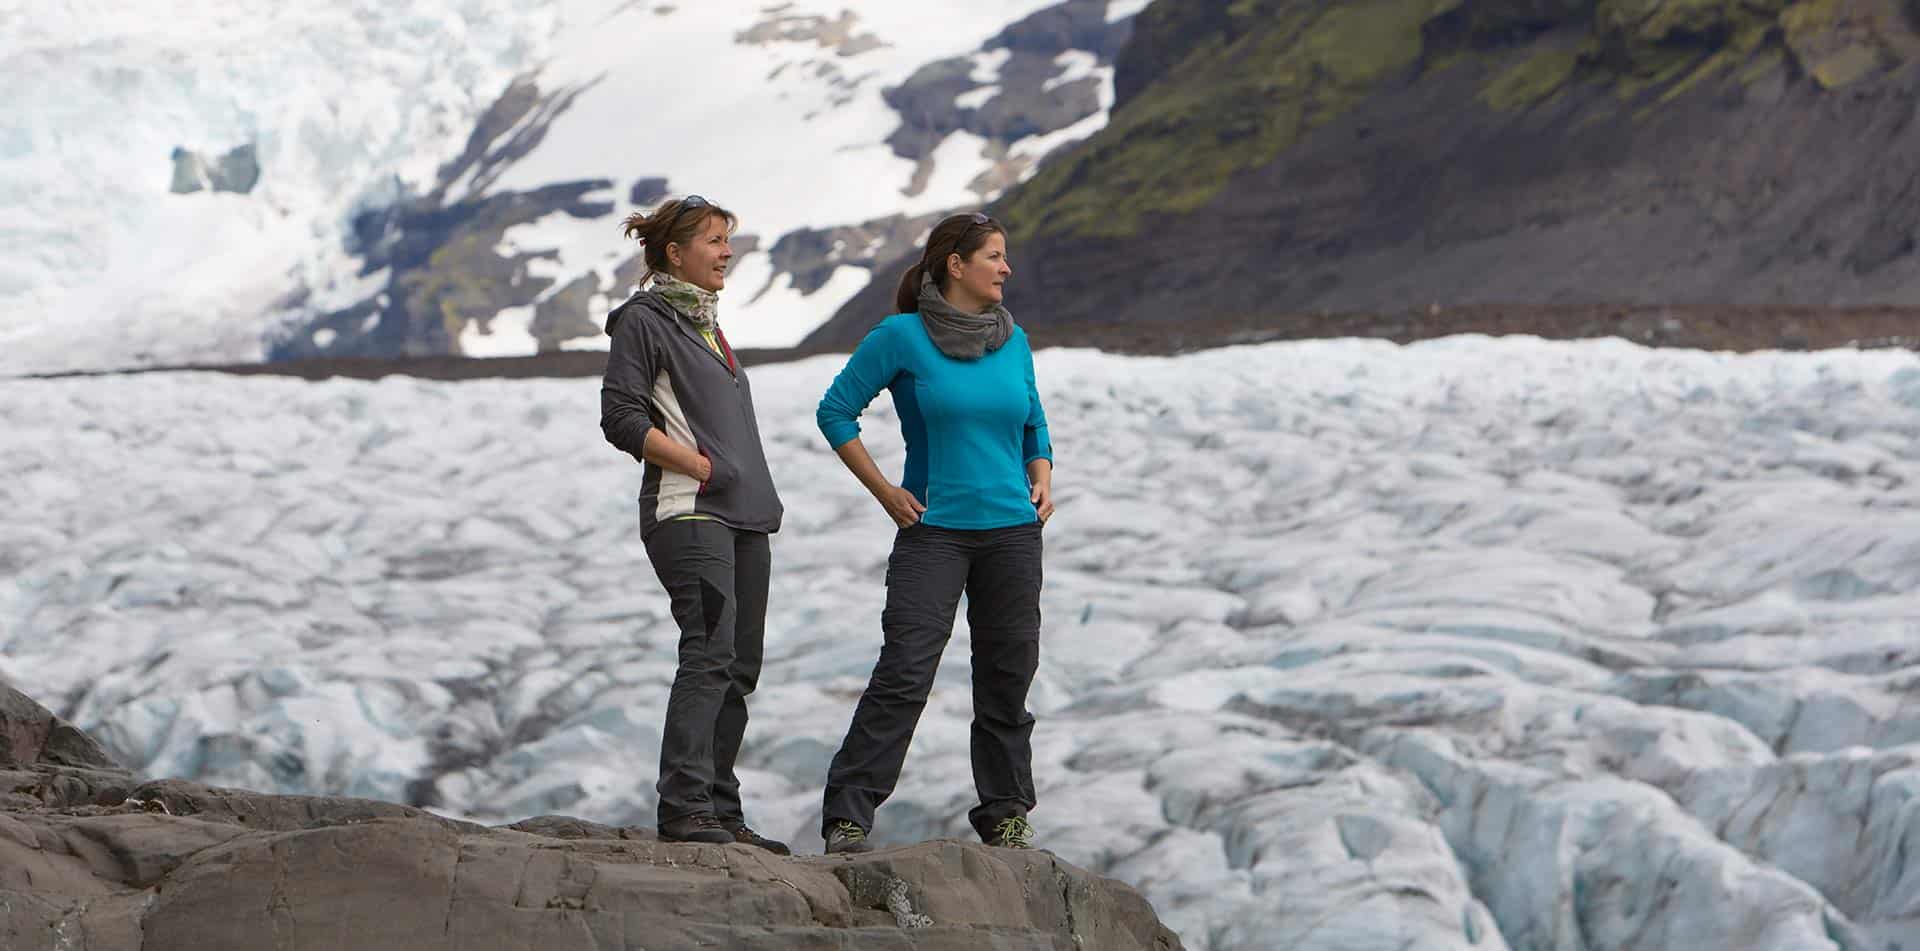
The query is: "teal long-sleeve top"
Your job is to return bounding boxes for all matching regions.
[817,313,1052,530]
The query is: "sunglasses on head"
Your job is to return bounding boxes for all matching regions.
[954,211,997,241]
[663,194,714,234]
[928,212,1000,265]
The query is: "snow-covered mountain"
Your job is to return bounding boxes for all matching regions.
[8,337,1920,948]
[0,0,1141,376]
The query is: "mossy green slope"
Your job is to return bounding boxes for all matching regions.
[997,0,1920,243]
[1000,0,1450,242]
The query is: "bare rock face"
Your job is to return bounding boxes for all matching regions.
[1,679,138,812]
[0,681,117,773]
[1,809,1181,950]
[0,680,1182,951]
[168,144,260,194]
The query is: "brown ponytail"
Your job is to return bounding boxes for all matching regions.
[620,195,737,286]
[895,213,1007,314]
[893,261,930,315]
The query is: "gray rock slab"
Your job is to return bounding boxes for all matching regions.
[1,798,1181,951]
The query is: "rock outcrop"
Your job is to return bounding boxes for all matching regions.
[0,681,1181,951]
[168,144,260,195]
[0,680,134,813]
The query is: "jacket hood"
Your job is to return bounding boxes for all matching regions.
[605,290,670,335]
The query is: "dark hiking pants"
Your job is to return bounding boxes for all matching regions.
[645,519,771,826]
[823,521,1043,841]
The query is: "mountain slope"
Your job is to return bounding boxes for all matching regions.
[809,0,1920,345]
[0,0,1140,375]
[271,0,1136,362]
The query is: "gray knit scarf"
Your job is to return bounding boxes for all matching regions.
[918,273,1012,360]
[651,273,719,333]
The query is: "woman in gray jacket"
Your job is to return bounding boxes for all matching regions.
[600,195,787,853]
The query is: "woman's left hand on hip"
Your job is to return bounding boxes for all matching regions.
[1030,478,1054,524]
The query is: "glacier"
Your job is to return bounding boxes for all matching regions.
[1,0,1130,375]
[6,335,1920,949]
[0,0,559,373]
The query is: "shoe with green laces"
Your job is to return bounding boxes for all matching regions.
[985,815,1035,849]
[824,819,873,854]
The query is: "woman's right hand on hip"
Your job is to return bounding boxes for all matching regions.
[877,485,926,528]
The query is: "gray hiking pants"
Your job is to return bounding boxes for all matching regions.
[645,519,771,826]
[823,521,1043,841]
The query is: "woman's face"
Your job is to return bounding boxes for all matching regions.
[670,213,734,292]
[947,231,1011,310]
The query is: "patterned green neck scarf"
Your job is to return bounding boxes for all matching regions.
[651,273,719,332]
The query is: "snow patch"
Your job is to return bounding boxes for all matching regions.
[1009,64,1115,168]
[1044,50,1101,93]
[970,47,1013,84]
[731,263,873,349]
[458,305,538,357]
[955,85,1001,110]
[905,131,997,209]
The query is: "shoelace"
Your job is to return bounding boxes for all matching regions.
[993,817,1033,848]
[831,821,867,843]
[687,814,727,832]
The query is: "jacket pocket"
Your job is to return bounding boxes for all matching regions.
[699,451,738,495]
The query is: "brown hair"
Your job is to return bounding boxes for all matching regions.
[894,213,1008,314]
[620,195,738,285]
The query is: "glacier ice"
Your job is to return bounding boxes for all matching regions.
[5,335,1920,948]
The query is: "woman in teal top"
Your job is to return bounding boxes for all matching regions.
[815,212,1054,854]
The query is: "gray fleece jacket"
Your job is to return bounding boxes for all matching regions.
[600,290,784,538]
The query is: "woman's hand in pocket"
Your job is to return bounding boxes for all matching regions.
[876,485,926,528]
[697,452,735,494]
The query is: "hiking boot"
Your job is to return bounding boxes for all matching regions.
[658,813,734,845]
[985,815,1035,849]
[722,820,791,856]
[824,819,873,854]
